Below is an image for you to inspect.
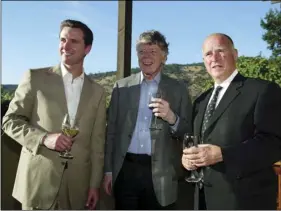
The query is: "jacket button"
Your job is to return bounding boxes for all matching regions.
[236,175,241,180]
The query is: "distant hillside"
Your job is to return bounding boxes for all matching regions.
[2,84,18,92]
[2,63,211,105]
[4,57,281,106]
[89,63,210,104]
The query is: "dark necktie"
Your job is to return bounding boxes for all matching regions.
[201,86,223,137]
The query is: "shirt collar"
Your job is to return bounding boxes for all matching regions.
[60,63,84,80]
[140,71,161,85]
[214,69,238,89]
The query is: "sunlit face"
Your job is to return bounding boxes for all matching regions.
[202,35,238,84]
[59,27,91,67]
[137,43,166,80]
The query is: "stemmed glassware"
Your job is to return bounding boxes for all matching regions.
[59,114,79,159]
[183,133,204,183]
[149,90,163,130]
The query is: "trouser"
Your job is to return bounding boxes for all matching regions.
[113,153,176,210]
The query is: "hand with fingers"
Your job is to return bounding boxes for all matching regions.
[103,174,113,196]
[149,98,177,125]
[85,188,99,210]
[182,151,198,171]
[182,144,223,168]
[42,133,73,152]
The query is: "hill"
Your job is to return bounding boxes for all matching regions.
[2,63,211,105]
[90,63,210,105]
[2,84,18,92]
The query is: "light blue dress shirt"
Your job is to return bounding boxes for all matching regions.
[127,72,179,155]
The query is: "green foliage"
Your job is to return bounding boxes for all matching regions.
[1,85,14,102]
[260,8,281,58]
[163,64,184,74]
[199,77,213,91]
[237,56,281,87]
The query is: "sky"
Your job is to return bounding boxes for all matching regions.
[2,1,280,84]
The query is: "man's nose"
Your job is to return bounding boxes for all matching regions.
[63,40,71,50]
[211,52,220,61]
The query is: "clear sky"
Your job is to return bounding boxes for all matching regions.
[2,1,280,84]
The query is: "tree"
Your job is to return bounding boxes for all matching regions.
[1,85,14,102]
[237,56,281,87]
[260,8,281,58]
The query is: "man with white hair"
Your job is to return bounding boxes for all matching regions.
[182,33,281,210]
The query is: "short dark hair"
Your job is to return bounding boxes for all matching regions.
[60,19,93,46]
[136,30,169,57]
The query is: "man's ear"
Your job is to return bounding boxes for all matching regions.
[85,45,92,55]
[162,53,167,64]
[234,48,238,61]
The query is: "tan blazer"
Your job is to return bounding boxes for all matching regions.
[2,66,106,209]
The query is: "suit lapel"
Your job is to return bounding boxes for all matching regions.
[52,65,93,121]
[52,64,63,77]
[204,74,245,136]
[127,73,141,133]
[151,73,170,130]
[158,74,170,98]
[150,73,170,154]
[195,89,213,137]
[75,75,92,122]
[128,73,141,109]
[50,65,68,115]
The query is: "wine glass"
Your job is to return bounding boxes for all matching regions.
[149,90,163,130]
[183,133,204,183]
[59,114,79,159]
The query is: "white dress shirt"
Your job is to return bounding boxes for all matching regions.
[208,69,238,108]
[61,63,84,126]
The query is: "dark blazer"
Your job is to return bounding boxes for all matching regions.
[105,72,192,206]
[193,73,281,210]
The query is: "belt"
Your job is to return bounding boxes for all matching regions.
[125,153,151,165]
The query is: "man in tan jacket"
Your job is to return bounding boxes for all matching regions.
[2,19,106,210]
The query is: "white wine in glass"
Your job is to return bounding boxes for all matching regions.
[61,126,79,138]
[59,114,79,159]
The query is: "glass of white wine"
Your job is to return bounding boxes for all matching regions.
[59,114,79,159]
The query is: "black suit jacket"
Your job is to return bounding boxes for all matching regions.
[193,73,281,209]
